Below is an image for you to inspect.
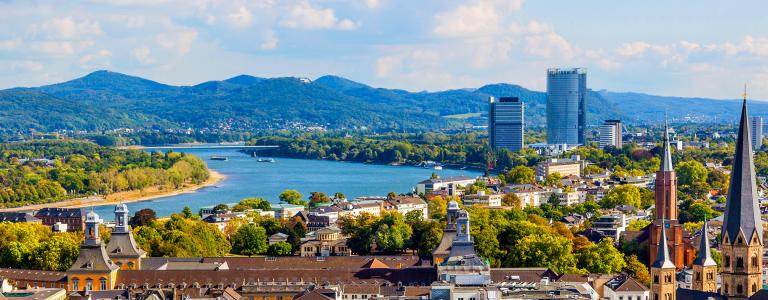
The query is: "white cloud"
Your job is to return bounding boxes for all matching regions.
[156,29,197,55]
[260,31,278,50]
[280,1,358,30]
[376,56,400,77]
[132,46,154,64]
[33,41,75,56]
[365,0,381,9]
[0,39,19,51]
[226,5,253,28]
[433,2,500,38]
[79,49,112,68]
[37,17,102,39]
[12,61,44,72]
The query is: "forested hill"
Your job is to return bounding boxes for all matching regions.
[1,70,767,134]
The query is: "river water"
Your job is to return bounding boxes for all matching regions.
[93,148,481,219]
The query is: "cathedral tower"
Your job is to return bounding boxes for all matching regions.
[649,121,688,268]
[650,220,676,300]
[720,94,763,299]
[691,219,717,292]
[106,203,146,270]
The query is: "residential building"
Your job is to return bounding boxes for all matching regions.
[384,196,429,219]
[602,274,649,300]
[535,156,583,178]
[461,190,502,207]
[415,176,476,196]
[599,120,622,148]
[591,214,627,241]
[503,184,546,208]
[546,68,586,145]
[299,226,351,257]
[271,203,306,220]
[751,116,763,151]
[34,208,84,232]
[488,96,524,152]
[552,188,580,206]
[0,212,41,223]
[269,232,289,245]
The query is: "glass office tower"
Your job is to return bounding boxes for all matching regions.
[489,96,524,152]
[546,68,586,145]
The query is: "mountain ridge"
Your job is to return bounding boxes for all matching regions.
[1,70,766,135]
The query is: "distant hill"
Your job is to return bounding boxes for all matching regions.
[0,70,765,134]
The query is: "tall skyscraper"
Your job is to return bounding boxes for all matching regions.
[488,96,524,152]
[598,119,622,148]
[751,116,763,151]
[546,68,586,145]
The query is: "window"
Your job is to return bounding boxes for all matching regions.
[752,254,758,267]
[85,279,93,291]
[100,278,107,290]
[707,272,714,280]
[128,262,135,270]
[737,257,744,268]
[695,272,700,280]
[653,275,659,284]
[352,295,357,299]
[654,293,658,300]
[754,283,758,293]
[725,256,731,268]
[737,284,743,294]
[725,284,729,294]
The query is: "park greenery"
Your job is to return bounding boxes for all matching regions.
[0,140,210,208]
[0,222,81,271]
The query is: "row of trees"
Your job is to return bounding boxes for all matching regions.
[0,140,210,207]
[338,211,442,255]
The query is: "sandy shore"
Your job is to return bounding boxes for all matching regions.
[0,170,225,212]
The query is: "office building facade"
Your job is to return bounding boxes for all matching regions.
[599,120,622,148]
[546,68,586,145]
[751,116,763,151]
[488,96,524,152]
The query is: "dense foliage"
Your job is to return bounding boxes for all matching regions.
[0,140,209,207]
[0,222,80,271]
[338,211,442,255]
[133,214,231,257]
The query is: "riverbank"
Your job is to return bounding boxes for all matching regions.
[0,170,225,212]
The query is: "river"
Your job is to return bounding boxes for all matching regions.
[93,147,481,219]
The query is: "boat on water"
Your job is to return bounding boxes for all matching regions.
[256,157,276,163]
[210,156,228,161]
[433,165,443,170]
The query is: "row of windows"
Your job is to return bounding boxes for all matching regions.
[723,283,758,295]
[71,277,108,291]
[723,254,759,269]
[616,296,647,300]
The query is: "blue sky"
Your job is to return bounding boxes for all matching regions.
[1,0,767,99]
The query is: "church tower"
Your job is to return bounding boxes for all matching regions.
[650,220,676,300]
[649,121,687,268]
[720,93,763,299]
[106,204,146,270]
[691,219,717,292]
[68,211,119,291]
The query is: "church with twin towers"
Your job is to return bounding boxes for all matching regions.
[649,93,766,299]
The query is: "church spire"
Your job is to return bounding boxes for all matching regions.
[721,91,762,243]
[652,219,675,269]
[693,219,716,266]
[661,118,674,172]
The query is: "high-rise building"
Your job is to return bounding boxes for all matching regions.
[751,116,763,151]
[720,98,763,299]
[488,96,524,152]
[599,119,622,148]
[546,68,586,145]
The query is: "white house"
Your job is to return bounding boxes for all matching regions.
[603,275,650,300]
[415,176,476,196]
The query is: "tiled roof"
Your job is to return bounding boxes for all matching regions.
[34,208,83,218]
[0,212,39,223]
[0,268,67,282]
[106,232,146,258]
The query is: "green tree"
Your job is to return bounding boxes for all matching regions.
[575,238,626,273]
[627,219,651,231]
[182,206,194,218]
[543,172,563,187]
[688,202,720,222]
[129,208,157,227]
[375,212,413,252]
[309,192,332,207]
[409,220,443,255]
[508,233,577,273]
[601,184,641,208]
[502,193,522,209]
[232,197,271,211]
[267,241,293,256]
[676,160,708,186]
[279,189,305,206]
[230,224,268,256]
[506,166,535,184]
[624,254,651,286]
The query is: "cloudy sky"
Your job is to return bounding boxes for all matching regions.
[1,0,767,99]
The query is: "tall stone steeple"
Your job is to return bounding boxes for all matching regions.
[720,92,763,299]
[649,119,688,268]
[650,219,676,300]
[691,219,717,292]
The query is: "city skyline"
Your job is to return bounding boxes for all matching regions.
[1,0,768,99]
